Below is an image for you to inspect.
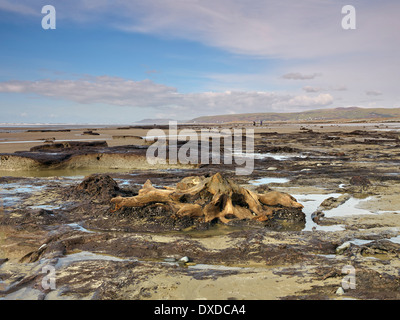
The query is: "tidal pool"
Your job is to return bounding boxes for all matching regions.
[249,177,290,185]
[293,193,378,232]
[53,251,131,269]
[232,152,303,161]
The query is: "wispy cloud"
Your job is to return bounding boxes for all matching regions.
[282,73,322,80]
[366,90,383,96]
[0,76,334,116]
[303,85,347,93]
[302,86,323,93]
[1,0,399,118]
[3,0,400,59]
[0,76,177,107]
[0,0,39,16]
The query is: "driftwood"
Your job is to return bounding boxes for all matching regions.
[111,173,303,224]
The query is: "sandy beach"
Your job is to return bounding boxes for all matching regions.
[1,120,400,300]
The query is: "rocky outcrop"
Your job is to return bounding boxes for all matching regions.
[29,141,108,152]
[0,142,195,171]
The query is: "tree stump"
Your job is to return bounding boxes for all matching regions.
[111,173,304,224]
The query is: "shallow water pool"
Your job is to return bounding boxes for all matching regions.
[249,177,290,185]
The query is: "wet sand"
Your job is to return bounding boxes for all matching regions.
[1,120,400,300]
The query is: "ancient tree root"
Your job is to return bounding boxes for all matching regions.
[111,173,303,224]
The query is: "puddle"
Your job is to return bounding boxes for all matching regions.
[0,183,46,207]
[28,205,56,211]
[349,239,373,246]
[388,235,400,244]
[66,223,96,233]
[249,177,290,185]
[116,180,131,186]
[187,263,253,272]
[323,197,375,217]
[293,193,378,231]
[293,193,345,231]
[1,196,20,206]
[1,183,44,193]
[232,152,303,161]
[53,251,131,269]
[315,253,337,259]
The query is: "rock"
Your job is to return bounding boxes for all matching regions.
[350,176,371,187]
[319,194,351,210]
[44,137,56,143]
[0,258,8,266]
[311,210,324,223]
[73,174,120,202]
[83,130,100,136]
[360,239,400,257]
[27,129,70,133]
[255,184,272,194]
[336,242,351,254]
[267,167,277,171]
[326,136,340,140]
[30,141,108,152]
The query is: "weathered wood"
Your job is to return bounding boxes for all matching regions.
[110,173,304,223]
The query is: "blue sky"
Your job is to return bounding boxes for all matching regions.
[0,0,399,123]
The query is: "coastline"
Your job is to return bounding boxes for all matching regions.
[1,120,400,300]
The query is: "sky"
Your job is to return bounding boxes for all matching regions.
[0,0,399,124]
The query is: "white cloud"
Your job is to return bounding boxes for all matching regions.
[285,94,333,108]
[0,76,178,107]
[303,85,347,93]
[303,86,323,93]
[0,0,39,16]
[0,76,334,116]
[366,90,383,96]
[1,1,399,113]
[3,0,400,60]
[282,73,322,80]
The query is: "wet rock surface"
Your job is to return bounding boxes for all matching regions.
[1,125,400,299]
[0,143,183,171]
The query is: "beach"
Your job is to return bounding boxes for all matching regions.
[1,121,400,300]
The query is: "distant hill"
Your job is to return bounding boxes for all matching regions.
[190,107,400,123]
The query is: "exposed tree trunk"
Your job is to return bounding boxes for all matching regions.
[111,173,303,224]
